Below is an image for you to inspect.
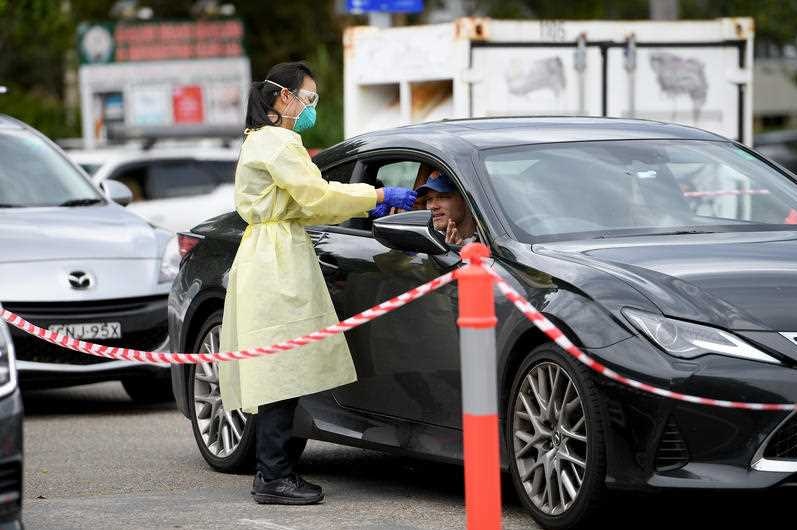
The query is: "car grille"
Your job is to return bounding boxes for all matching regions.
[0,461,21,518]
[764,413,797,459]
[655,416,690,471]
[4,296,168,365]
[11,327,167,365]
[3,295,166,318]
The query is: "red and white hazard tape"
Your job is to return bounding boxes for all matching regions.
[0,271,454,365]
[491,274,797,411]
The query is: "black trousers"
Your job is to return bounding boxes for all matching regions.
[255,397,300,481]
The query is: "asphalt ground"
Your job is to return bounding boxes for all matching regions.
[20,382,797,530]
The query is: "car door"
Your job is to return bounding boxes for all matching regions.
[311,154,465,428]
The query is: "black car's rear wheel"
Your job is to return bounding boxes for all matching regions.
[187,310,306,472]
[506,344,606,529]
[188,310,255,471]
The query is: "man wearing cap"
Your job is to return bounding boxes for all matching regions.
[416,170,478,246]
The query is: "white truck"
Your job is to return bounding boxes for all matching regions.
[344,17,753,144]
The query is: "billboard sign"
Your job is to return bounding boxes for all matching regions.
[77,19,250,148]
[77,19,244,64]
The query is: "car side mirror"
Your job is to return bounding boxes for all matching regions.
[372,210,448,255]
[100,180,133,206]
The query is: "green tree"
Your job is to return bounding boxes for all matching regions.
[0,0,76,136]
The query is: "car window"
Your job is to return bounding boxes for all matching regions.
[480,139,797,242]
[0,130,101,207]
[323,161,356,184]
[376,161,420,188]
[339,159,430,231]
[201,160,236,184]
[110,160,217,201]
[79,163,102,175]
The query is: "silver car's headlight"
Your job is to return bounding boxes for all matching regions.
[158,236,181,284]
[623,308,781,365]
[0,309,18,396]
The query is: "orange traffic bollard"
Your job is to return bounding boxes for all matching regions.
[457,243,501,530]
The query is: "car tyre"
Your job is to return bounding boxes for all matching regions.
[188,310,306,472]
[506,343,607,529]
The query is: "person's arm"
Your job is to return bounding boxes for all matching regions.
[264,141,378,225]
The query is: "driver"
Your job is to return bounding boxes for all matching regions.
[415,170,478,246]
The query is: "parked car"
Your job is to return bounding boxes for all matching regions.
[0,311,22,527]
[170,117,797,529]
[68,147,238,233]
[0,114,177,401]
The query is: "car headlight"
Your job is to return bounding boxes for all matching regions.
[623,308,780,365]
[0,310,18,396]
[159,236,180,284]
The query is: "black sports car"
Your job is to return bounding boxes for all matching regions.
[170,117,797,529]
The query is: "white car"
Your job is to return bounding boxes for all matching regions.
[68,146,239,232]
[0,115,180,401]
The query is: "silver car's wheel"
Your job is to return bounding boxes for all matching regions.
[513,361,587,515]
[193,325,248,457]
[507,346,606,529]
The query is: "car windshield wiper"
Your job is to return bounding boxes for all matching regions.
[594,229,717,239]
[0,204,22,208]
[58,198,103,207]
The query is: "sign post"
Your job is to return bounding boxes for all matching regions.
[456,243,502,530]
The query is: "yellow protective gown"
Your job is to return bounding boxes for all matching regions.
[218,126,377,413]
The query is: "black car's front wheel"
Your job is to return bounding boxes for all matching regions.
[187,310,306,472]
[506,344,606,529]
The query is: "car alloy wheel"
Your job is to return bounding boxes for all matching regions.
[188,311,255,471]
[507,345,606,529]
[513,361,587,514]
[193,332,248,458]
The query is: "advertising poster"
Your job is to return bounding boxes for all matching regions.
[172,85,204,124]
[128,84,172,126]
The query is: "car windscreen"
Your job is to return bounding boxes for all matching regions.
[479,139,797,242]
[0,130,102,207]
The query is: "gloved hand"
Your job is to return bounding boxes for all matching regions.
[369,203,390,218]
[382,187,417,211]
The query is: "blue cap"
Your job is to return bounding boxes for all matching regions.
[415,171,455,195]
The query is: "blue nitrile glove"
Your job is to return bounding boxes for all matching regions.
[369,203,390,218]
[383,187,418,211]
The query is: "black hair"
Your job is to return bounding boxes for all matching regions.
[245,61,314,130]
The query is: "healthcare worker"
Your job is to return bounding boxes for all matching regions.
[218,62,416,506]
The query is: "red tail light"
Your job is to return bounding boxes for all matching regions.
[177,233,202,258]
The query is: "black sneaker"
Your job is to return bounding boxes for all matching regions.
[251,472,324,505]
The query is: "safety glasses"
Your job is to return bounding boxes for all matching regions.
[296,89,319,108]
[264,80,319,108]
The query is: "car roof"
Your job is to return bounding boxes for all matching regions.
[400,116,726,148]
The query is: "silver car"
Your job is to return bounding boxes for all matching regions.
[0,115,178,402]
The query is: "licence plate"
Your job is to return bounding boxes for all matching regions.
[48,322,122,340]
